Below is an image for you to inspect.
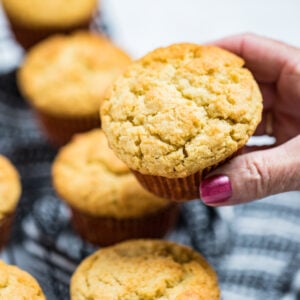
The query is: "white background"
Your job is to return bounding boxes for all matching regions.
[1,0,300,70]
[103,0,300,58]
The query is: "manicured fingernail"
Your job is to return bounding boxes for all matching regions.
[200,175,232,204]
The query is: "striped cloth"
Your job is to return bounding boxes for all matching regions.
[1,15,300,300]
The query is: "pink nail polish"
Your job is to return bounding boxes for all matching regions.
[200,175,232,204]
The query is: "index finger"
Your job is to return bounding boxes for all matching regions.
[212,33,298,83]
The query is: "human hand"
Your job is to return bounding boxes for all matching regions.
[199,33,300,206]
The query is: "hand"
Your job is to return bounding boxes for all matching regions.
[199,33,300,206]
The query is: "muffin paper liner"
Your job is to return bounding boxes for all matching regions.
[0,213,15,250]
[35,110,100,147]
[69,203,179,247]
[132,171,202,201]
[7,17,91,50]
[131,149,243,201]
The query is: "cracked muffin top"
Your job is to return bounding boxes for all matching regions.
[0,155,21,221]
[52,129,170,218]
[18,31,131,117]
[71,239,220,300]
[101,43,262,178]
[0,261,45,300]
[2,0,97,28]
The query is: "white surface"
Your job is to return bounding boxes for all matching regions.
[104,0,300,58]
[0,3,23,72]
[2,0,300,69]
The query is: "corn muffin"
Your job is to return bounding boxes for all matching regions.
[71,239,220,299]
[0,155,21,250]
[52,129,178,246]
[101,43,263,201]
[0,260,45,299]
[1,0,98,49]
[18,31,131,146]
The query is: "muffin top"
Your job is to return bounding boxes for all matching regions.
[0,155,21,220]
[0,261,46,299]
[101,43,262,178]
[71,239,220,300]
[2,0,97,29]
[52,129,170,218]
[18,31,131,117]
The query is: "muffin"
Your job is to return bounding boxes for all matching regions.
[71,239,220,299]
[52,129,179,246]
[18,31,131,146]
[0,155,21,250]
[1,0,98,49]
[101,43,263,201]
[0,260,45,299]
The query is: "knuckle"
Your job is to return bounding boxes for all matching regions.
[241,154,271,199]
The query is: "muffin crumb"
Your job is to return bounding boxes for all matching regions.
[101,43,262,178]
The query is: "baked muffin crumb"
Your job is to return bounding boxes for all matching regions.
[71,239,220,299]
[52,129,170,218]
[0,261,45,299]
[101,43,262,178]
[0,155,21,220]
[18,31,132,117]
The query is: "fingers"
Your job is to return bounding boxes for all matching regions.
[253,110,273,136]
[201,33,300,206]
[250,83,275,136]
[258,83,276,110]
[212,33,299,83]
[199,135,300,206]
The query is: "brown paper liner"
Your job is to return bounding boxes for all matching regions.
[0,213,15,250]
[6,17,91,50]
[131,148,244,202]
[35,110,100,147]
[70,203,179,247]
[132,171,202,202]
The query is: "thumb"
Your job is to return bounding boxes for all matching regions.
[199,135,300,206]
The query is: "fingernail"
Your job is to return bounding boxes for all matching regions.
[200,175,232,204]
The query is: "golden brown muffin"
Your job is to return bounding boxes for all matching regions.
[71,239,220,299]
[18,31,131,146]
[2,0,98,49]
[101,43,263,200]
[0,155,21,250]
[0,261,46,299]
[52,129,178,246]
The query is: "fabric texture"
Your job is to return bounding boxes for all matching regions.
[1,10,300,300]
